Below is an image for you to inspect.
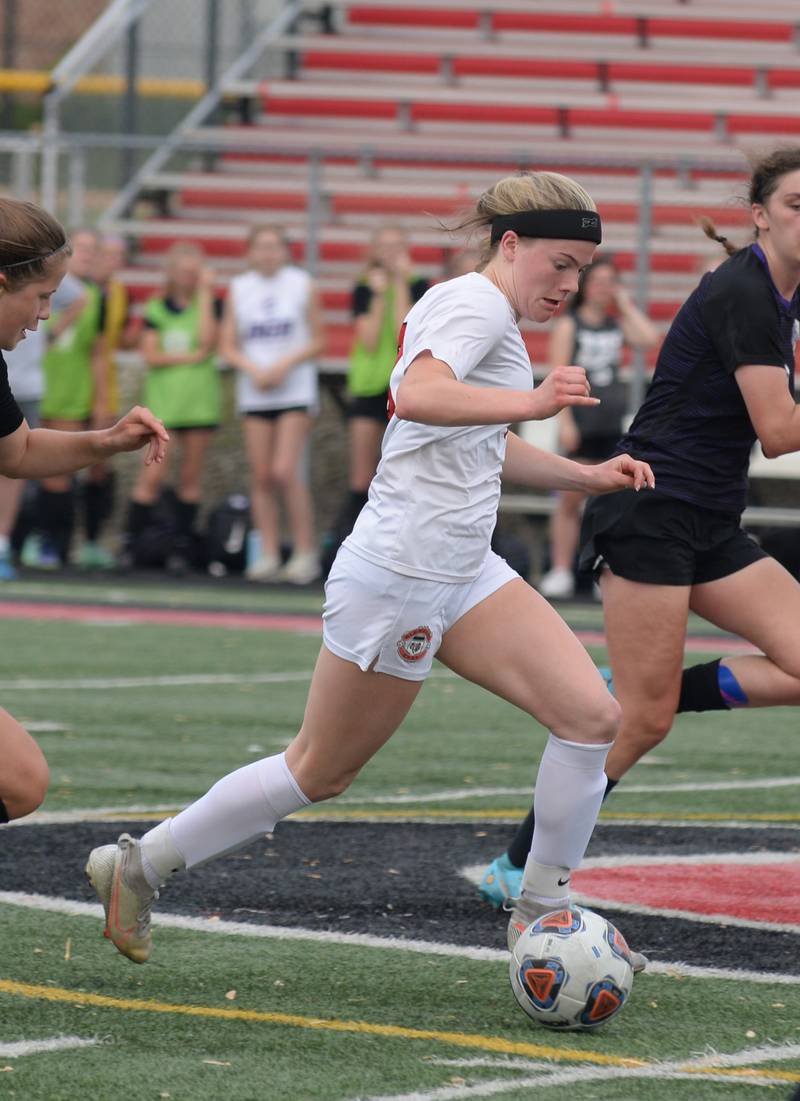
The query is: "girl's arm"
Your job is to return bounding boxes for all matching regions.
[615,287,659,350]
[251,287,326,391]
[140,327,206,369]
[195,268,219,355]
[736,365,800,458]
[353,269,389,353]
[502,430,654,494]
[548,315,581,455]
[0,407,169,480]
[217,295,260,377]
[394,353,599,427]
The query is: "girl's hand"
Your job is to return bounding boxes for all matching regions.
[583,453,655,495]
[104,406,169,465]
[529,365,599,421]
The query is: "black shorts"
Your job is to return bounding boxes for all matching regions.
[347,392,389,423]
[167,423,219,433]
[245,406,311,421]
[568,433,620,462]
[579,489,767,586]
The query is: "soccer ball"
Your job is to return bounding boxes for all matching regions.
[509,905,634,1031]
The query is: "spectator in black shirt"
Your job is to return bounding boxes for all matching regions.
[480,147,800,907]
[0,198,168,826]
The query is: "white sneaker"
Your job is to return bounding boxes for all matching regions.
[538,567,575,600]
[277,551,321,585]
[245,552,281,582]
[85,834,158,964]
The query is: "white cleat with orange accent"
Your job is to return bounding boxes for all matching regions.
[85,833,158,964]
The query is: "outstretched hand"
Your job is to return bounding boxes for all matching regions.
[530,365,599,421]
[104,406,170,465]
[584,453,655,495]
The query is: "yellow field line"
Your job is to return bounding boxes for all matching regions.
[3,979,798,1084]
[80,808,800,824]
[0,979,644,1068]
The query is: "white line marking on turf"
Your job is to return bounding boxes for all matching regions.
[0,1036,99,1057]
[340,776,800,804]
[463,853,800,934]
[352,1042,800,1100]
[18,721,69,732]
[2,891,800,985]
[8,807,800,829]
[0,670,316,690]
[570,893,800,936]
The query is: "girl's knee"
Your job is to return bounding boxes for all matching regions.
[5,751,49,819]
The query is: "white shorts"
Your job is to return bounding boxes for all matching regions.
[322,545,519,681]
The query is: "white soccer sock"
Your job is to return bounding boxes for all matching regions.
[140,752,309,882]
[521,733,612,905]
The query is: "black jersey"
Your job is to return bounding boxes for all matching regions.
[569,311,627,436]
[0,353,24,438]
[616,244,798,514]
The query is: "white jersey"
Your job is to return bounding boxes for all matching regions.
[345,272,532,583]
[229,266,318,413]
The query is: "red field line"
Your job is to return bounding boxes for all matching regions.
[0,600,759,654]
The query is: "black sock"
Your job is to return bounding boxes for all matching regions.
[174,498,198,539]
[0,797,7,823]
[126,500,154,540]
[507,774,618,869]
[84,474,115,542]
[677,658,728,712]
[38,488,75,564]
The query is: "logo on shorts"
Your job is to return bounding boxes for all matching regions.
[397,626,433,663]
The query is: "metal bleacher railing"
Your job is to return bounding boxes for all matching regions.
[1,0,797,536]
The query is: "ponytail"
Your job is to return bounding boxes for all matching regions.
[699,216,738,257]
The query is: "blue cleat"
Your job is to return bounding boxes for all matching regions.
[478,852,524,908]
[598,665,615,696]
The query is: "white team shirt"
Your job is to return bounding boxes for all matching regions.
[345,272,533,582]
[229,266,318,413]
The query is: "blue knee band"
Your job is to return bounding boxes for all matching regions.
[718,663,748,708]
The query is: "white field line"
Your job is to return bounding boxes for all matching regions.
[461,857,800,933]
[353,1043,800,1101]
[0,1035,99,1057]
[339,776,800,804]
[2,891,800,986]
[570,893,800,936]
[0,670,315,690]
[9,807,800,829]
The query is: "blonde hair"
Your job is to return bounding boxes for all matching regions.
[0,198,69,289]
[450,172,597,267]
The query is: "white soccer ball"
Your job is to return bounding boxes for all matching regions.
[509,905,634,1031]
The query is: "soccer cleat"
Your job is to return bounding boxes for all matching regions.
[20,535,60,570]
[506,894,567,951]
[629,950,648,974]
[479,852,524,908]
[538,567,575,600]
[76,541,116,570]
[276,551,321,585]
[0,548,16,581]
[245,552,281,582]
[598,665,615,696]
[85,834,158,964]
[506,897,649,974]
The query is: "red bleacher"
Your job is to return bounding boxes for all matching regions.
[118,1,799,369]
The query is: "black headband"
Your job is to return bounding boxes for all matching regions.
[490,209,602,245]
